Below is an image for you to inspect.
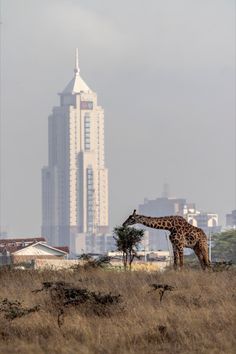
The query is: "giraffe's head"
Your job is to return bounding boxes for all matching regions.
[123,209,140,227]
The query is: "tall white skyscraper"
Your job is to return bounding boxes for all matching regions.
[42,50,109,248]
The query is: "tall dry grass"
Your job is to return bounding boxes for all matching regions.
[0,266,235,354]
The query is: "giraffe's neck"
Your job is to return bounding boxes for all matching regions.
[137,215,174,231]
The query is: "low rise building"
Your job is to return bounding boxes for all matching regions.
[108,250,171,270]
[0,238,69,266]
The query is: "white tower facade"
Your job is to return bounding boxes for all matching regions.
[42,50,109,247]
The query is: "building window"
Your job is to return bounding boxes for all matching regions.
[87,166,94,233]
[84,114,91,151]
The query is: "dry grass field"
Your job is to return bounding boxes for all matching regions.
[0,266,235,354]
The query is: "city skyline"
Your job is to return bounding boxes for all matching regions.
[0,0,235,236]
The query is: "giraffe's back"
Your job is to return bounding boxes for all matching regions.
[168,216,208,248]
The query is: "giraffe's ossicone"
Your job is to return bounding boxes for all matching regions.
[123,210,211,270]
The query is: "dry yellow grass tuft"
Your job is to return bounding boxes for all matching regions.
[0,267,235,354]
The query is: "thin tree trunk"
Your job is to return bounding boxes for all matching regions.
[123,252,129,270]
[122,252,127,270]
[129,252,134,271]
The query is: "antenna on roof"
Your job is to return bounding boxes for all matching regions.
[74,48,80,74]
[162,183,170,198]
[0,0,3,237]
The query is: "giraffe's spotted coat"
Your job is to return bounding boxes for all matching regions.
[123,210,211,270]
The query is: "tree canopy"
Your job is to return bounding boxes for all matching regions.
[113,226,144,270]
[212,229,236,262]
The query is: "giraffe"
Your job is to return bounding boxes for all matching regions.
[123,210,211,270]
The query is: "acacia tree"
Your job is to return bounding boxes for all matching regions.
[113,226,144,270]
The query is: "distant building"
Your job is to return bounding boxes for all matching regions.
[0,237,46,249]
[226,210,236,228]
[0,231,8,238]
[42,49,109,251]
[186,211,221,235]
[139,197,191,217]
[108,250,170,262]
[73,233,116,255]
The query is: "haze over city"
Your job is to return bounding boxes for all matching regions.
[1,0,235,236]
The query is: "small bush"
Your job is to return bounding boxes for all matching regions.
[33,281,122,326]
[0,298,39,320]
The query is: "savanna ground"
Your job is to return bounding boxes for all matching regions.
[0,266,235,354]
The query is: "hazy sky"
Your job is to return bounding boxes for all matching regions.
[1,0,235,235]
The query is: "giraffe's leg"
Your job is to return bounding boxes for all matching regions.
[172,246,179,270]
[197,230,212,269]
[170,234,179,270]
[199,243,211,269]
[179,248,184,269]
[193,244,206,270]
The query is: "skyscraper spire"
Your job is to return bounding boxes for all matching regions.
[62,48,91,94]
[74,48,80,74]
